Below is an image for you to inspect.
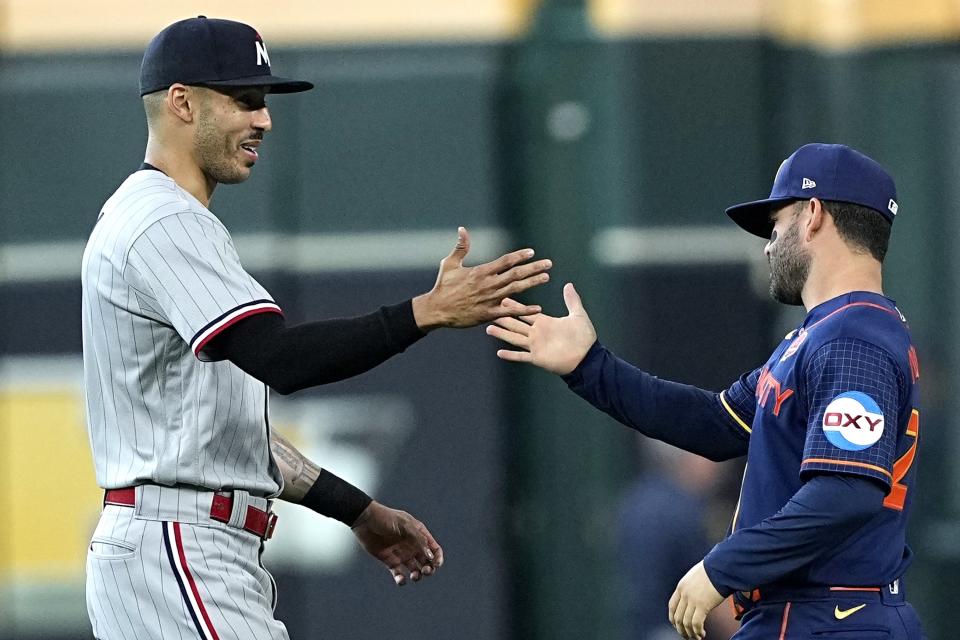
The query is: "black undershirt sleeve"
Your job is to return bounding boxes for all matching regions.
[207,300,425,394]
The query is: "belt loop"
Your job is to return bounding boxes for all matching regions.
[880,579,905,606]
[133,485,147,518]
[228,490,250,529]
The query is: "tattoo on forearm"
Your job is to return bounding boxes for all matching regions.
[271,432,321,502]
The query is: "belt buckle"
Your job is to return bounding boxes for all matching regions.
[264,512,279,540]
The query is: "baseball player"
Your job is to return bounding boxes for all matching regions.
[82,16,552,640]
[488,144,925,639]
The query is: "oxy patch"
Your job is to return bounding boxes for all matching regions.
[822,391,884,451]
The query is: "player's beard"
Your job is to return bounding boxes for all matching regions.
[194,108,250,185]
[768,217,810,306]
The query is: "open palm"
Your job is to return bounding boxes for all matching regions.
[486,282,597,375]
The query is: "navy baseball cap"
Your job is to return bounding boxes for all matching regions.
[139,16,313,96]
[726,143,899,238]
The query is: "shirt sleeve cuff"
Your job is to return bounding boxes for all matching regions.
[379,299,426,352]
[799,459,892,492]
[190,300,283,361]
[702,549,736,598]
[560,340,604,386]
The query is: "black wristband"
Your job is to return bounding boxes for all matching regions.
[301,469,372,526]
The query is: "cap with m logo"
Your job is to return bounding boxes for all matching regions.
[139,16,313,96]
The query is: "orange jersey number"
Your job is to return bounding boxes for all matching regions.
[883,409,919,511]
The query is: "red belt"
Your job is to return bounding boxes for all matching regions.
[104,487,278,540]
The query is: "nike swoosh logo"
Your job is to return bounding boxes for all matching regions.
[834,604,867,620]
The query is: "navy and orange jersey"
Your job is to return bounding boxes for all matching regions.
[715,290,920,588]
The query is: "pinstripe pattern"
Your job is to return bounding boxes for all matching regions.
[83,169,288,638]
[87,505,288,639]
[81,170,283,495]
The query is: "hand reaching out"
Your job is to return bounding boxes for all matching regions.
[486,282,597,375]
[351,501,444,586]
[412,227,552,330]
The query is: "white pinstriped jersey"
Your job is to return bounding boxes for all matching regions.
[81,169,283,496]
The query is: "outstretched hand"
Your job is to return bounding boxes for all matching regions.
[486,282,597,375]
[412,227,552,330]
[351,501,444,586]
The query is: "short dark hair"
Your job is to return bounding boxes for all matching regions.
[821,199,891,262]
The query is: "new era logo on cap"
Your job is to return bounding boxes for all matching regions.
[725,143,899,239]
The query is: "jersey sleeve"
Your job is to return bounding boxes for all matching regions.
[562,342,751,461]
[719,367,760,438]
[799,338,902,489]
[124,211,282,361]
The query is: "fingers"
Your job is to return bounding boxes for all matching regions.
[404,556,423,582]
[442,226,471,269]
[481,247,537,276]
[668,589,689,639]
[413,524,442,577]
[389,562,407,586]
[668,589,681,630]
[562,282,584,314]
[682,605,702,640]
[493,258,553,289]
[386,550,423,586]
[494,270,551,300]
[692,609,707,640]
[495,349,534,363]
[485,324,530,350]
[499,298,539,323]
[491,316,531,335]
[402,518,443,584]
[492,300,543,320]
[668,593,705,640]
[429,540,444,568]
[418,523,444,569]
[691,609,706,640]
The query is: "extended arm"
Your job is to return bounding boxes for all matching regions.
[270,432,443,585]
[209,302,423,394]
[488,283,751,460]
[563,342,750,461]
[208,227,551,393]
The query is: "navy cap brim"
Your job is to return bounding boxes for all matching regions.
[725,196,797,239]
[200,75,314,94]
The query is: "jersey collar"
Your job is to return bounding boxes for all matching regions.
[802,291,897,329]
[139,162,167,175]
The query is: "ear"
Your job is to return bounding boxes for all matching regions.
[804,198,826,242]
[166,84,197,124]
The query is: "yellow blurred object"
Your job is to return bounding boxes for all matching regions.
[0,0,539,51]
[3,0,959,50]
[0,388,100,580]
[769,0,960,50]
[592,0,960,48]
[592,0,765,36]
